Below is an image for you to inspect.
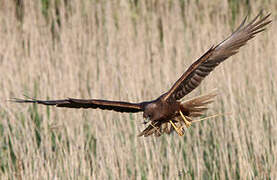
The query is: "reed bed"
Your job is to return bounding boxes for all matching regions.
[0,0,276,179]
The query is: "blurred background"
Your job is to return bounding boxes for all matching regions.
[0,0,276,179]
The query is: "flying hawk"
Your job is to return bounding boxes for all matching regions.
[13,12,271,137]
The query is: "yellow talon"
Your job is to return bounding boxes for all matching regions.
[179,110,191,128]
[170,120,184,136]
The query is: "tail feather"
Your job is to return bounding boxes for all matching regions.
[180,91,217,118]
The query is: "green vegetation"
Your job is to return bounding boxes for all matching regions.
[0,0,276,179]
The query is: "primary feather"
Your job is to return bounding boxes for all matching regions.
[12,98,143,113]
[164,12,271,102]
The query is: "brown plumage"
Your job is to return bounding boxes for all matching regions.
[12,12,271,137]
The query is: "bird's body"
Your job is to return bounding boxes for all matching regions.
[138,91,216,136]
[13,12,271,137]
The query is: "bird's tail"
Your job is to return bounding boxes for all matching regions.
[179,90,217,120]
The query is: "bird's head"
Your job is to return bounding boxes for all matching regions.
[143,102,160,123]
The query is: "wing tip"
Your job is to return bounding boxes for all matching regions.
[9,96,37,104]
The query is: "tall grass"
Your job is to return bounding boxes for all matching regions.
[0,0,276,179]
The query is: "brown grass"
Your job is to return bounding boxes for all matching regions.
[0,0,276,179]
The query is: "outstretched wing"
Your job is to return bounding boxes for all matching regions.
[163,12,271,102]
[12,97,143,113]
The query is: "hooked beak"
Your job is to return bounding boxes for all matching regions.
[143,117,150,124]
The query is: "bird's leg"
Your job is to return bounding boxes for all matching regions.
[179,110,191,128]
[169,110,191,136]
[169,120,184,136]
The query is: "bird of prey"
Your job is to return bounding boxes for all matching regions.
[13,12,271,137]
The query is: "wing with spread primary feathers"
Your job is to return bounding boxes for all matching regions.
[12,97,143,113]
[163,12,271,102]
